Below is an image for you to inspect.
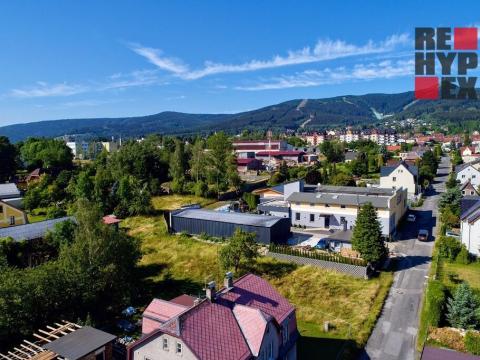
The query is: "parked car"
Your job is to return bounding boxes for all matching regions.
[407,214,416,222]
[117,319,136,332]
[445,230,460,239]
[417,229,429,241]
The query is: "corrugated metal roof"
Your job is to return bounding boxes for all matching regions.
[0,217,73,241]
[0,183,21,199]
[172,209,284,227]
[287,191,390,208]
[316,185,395,196]
[43,326,116,360]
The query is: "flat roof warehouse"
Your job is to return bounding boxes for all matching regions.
[172,209,285,227]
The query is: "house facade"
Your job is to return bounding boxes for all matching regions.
[287,185,407,237]
[128,273,298,360]
[380,162,419,198]
[460,180,479,197]
[233,140,287,159]
[456,164,480,187]
[0,200,27,228]
[460,197,480,256]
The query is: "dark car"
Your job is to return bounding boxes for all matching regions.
[418,229,429,241]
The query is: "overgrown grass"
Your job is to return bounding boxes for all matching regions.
[123,194,393,358]
[442,261,480,292]
[151,195,217,211]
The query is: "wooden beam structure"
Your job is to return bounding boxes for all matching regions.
[0,322,81,360]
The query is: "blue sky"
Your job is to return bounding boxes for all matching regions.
[0,0,478,126]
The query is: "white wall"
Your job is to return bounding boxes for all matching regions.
[461,219,480,256]
[380,165,417,196]
[133,333,197,360]
[457,166,480,187]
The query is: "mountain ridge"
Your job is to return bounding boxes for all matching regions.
[2,90,480,142]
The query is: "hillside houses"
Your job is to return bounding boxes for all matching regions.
[127,273,298,360]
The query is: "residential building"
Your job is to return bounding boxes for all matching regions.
[0,217,73,241]
[101,140,120,152]
[0,183,23,208]
[128,273,298,360]
[0,200,27,228]
[456,163,480,187]
[460,196,480,256]
[237,158,263,173]
[339,128,360,143]
[380,162,419,198]
[169,208,291,244]
[460,180,479,197]
[233,139,287,159]
[301,132,325,146]
[0,322,116,360]
[255,150,305,167]
[287,185,407,237]
[460,145,480,163]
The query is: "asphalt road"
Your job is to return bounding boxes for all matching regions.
[360,156,450,360]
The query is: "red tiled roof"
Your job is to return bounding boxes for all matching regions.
[219,273,295,324]
[232,304,270,356]
[234,144,280,150]
[237,158,259,165]
[102,215,122,225]
[256,150,304,157]
[386,145,401,151]
[179,301,252,360]
[170,294,196,307]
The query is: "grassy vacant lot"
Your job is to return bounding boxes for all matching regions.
[123,195,393,358]
[442,261,480,293]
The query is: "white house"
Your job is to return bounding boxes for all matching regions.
[460,197,480,256]
[380,162,419,198]
[456,163,480,187]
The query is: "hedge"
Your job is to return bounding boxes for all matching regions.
[465,331,480,355]
[424,280,447,328]
[268,243,367,266]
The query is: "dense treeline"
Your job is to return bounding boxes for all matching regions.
[0,200,140,348]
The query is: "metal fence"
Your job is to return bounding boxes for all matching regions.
[267,251,371,279]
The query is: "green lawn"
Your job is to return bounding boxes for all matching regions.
[122,195,393,359]
[151,195,217,211]
[442,261,480,294]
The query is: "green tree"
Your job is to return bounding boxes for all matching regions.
[439,186,462,216]
[351,203,387,264]
[446,282,479,329]
[189,139,207,182]
[20,138,73,171]
[242,192,259,211]
[446,172,459,189]
[115,175,152,217]
[330,173,355,186]
[75,171,95,201]
[206,132,233,193]
[219,229,258,272]
[0,136,17,182]
[320,141,344,163]
[169,139,187,183]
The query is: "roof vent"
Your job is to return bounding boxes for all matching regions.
[206,281,216,302]
[332,195,339,199]
[316,194,322,198]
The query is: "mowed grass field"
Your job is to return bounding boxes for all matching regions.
[123,195,393,358]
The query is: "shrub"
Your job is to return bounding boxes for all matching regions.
[438,236,462,262]
[425,280,447,328]
[194,181,208,197]
[465,331,480,355]
[456,245,471,265]
[447,282,479,329]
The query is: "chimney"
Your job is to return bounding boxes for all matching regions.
[224,272,234,289]
[206,281,216,302]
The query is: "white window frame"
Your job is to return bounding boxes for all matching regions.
[176,342,182,356]
[163,337,169,351]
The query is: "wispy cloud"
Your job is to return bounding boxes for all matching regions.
[130,33,410,80]
[8,70,165,99]
[235,59,414,91]
[10,82,88,98]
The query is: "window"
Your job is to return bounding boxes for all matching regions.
[392,177,396,182]
[463,190,466,195]
[340,216,346,223]
[309,214,314,222]
[325,204,330,208]
[163,338,169,351]
[0,205,3,213]
[176,342,182,355]
[95,353,104,360]
[295,213,300,221]
[462,175,466,178]
[9,216,14,225]
[472,191,475,195]
[340,205,346,209]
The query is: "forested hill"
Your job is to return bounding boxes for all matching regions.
[2,90,480,141]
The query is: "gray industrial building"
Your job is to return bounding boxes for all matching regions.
[169,208,291,244]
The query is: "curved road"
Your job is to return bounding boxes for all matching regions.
[360,157,450,360]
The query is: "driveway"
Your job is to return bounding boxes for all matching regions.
[360,156,450,360]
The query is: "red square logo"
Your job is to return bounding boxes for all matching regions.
[415,77,438,99]
[454,27,478,50]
